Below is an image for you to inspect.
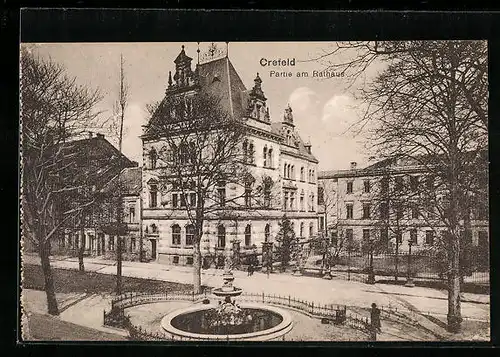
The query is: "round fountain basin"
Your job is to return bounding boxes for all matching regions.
[161,303,293,341]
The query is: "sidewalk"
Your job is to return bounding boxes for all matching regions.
[22,253,490,324]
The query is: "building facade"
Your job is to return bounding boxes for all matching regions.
[141,46,319,266]
[318,159,489,255]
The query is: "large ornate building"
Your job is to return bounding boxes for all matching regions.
[141,45,319,266]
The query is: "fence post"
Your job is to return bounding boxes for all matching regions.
[262,292,264,302]
[288,295,291,306]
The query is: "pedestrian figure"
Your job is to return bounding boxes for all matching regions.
[247,263,252,276]
[370,303,382,333]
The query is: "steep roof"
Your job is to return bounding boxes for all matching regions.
[197,57,247,119]
[60,134,136,189]
[102,166,142,196]
[271,122,318,163]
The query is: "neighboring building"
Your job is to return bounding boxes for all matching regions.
[318,158,489,254]
[53,132,138,257]
[141,46,319,266]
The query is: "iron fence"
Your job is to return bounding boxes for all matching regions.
[104,290,371,340]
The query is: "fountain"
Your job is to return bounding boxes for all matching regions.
[161,267,293,341]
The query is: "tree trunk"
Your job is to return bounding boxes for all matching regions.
[193,242,202,294]
[116,235,122,295]
[447,233,462,332]
[39,239,59,315]
[78,228,85,272]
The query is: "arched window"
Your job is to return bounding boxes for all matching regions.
[291,165,295,180]
[309,223,314,238]
[283,163,287,178]
[149,148,157,169]
[264,224,270,242]
[245,224,252,247]
[248,142,255,163]
[172,224,181,245]
[263,146,268,167]
[300,222,304,238]
[217,225,226,248]
[300,167,305,181]
[243,140,248,162]
[300,190,305,211]
[149,183,158,208]
[186,225,195,246]
[268,148,273,168]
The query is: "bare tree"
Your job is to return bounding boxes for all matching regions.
[145,92,277,293]
[312,40,487,332]
[21,48,102,315]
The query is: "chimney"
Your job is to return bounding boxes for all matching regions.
[350,161,357,170]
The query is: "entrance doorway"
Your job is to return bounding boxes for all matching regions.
[150,239,157,260]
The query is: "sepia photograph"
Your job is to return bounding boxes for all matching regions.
[20,40,489,342]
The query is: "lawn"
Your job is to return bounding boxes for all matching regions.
[22,264,194,294]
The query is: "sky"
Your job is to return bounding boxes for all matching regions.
[26,42,384,171]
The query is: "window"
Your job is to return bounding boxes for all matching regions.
[151,224,158,233]
[129,207,135,223]
[346,203,353,219]
[131,238,136,251]
[425,230,435,245]
[290,165,295,180]
[173,256,179,264]
[287,164,291,179]
[217,225,226,248]
[380,202,389,219]
[264,180,272,207]
[284,192,289,210]
[300,190,305,211]
[310,193,315,211]
[186,225,195,246]
[381,177,389,194]
[172,225,181,245]
[264,224,270,242]
[268,148,273,167]
[410,229,418,245]
[190,192,197,207]
[380,227,389,247]
[300,167,305,181]
[309,223,314,238]
[396,230,403,244]
[395,176,404,192]
[478,231,488,249]
[108,237,115,251]
[346,229,354,246]
[263,147,268,167]
[245,225,251,247]
[283,164,287,178]
[180,193,187,207]
[300,222,304,237]
[245,182,252,207]
[290,192,295,210]
[149,148,157,169]
[363,180,370,193]
[410,176,419,191]
[347,181,353,194]
[362,203,371,219]
[149,184,158,208]
[243,140,248,162]
[186,257,193,265]
[248,143,255,163]
[217,180,226,207]
[363,229,370,241]
[172,193,178,208]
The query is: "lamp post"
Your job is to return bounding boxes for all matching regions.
[405,239,415,287]
[367,239,376,284]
